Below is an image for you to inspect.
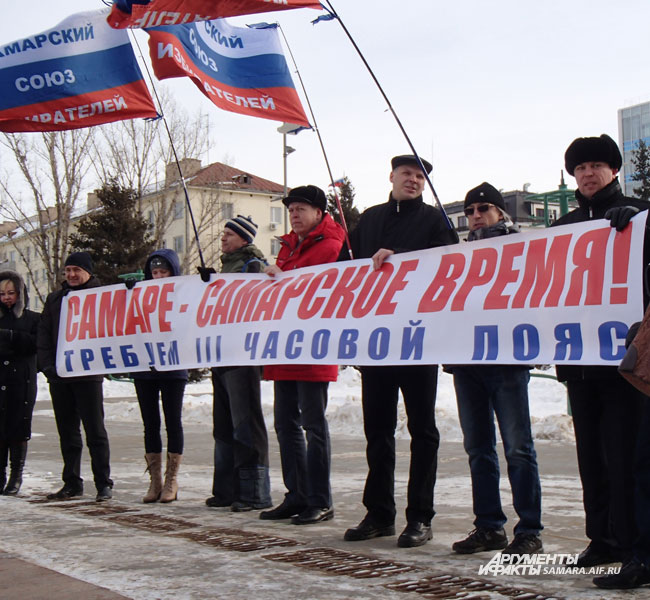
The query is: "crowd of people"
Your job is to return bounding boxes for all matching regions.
[0,137,648,590]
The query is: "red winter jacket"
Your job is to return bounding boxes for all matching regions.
[264,213,345,382]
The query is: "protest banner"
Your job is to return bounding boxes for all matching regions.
[0,10,157,132]
[56,215,646,376]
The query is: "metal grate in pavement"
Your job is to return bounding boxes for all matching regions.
[175,528,299,552]
[107,513,200,532]
[264,547,416,579]
[48,501,137,516]
[385,574,564,600]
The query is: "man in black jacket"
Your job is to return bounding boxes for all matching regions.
[553,134,649,586]
[37,252,113,502]
[341,155,457,547]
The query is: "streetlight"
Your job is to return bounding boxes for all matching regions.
[277,123,301,234]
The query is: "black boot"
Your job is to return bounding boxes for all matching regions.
[0,443,8,494]
[4,441,27,496]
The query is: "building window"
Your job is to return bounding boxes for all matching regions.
[270,238,282,256]
[535,207,545,218]
[270,206,283,225]
[173,235,184,254]
[221,203,234,220]
[173,201,184,220]
[457,215,467,229]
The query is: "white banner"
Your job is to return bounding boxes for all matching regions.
[57,216,646,377]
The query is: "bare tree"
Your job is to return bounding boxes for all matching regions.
[0,129,95,301]
[91,91,213,198]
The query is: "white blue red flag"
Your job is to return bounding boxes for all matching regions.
[108,0,323,29]
[147,19,310,126]
[0,10,157,133]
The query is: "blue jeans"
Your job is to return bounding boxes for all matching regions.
[453,365,542,535]
[273,380,331,508]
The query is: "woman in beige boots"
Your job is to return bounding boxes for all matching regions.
[132,250,187,503]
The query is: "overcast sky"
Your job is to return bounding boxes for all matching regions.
[1,1,649,211]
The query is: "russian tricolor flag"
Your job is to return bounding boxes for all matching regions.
[0,10,157,132]
[147,19,310,126]
[108,0,323,29]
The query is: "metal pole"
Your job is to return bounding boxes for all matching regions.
[282,131,289,235]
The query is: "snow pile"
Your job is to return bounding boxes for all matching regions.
[34,366,572,443]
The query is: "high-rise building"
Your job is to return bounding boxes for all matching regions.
[618,100,650,196]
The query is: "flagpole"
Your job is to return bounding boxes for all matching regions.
[127,30,208,270]
[276,24,354,258]
[320,1,457,236]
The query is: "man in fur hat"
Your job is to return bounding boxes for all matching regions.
[553,135,650,588]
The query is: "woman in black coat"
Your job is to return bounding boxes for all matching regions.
[0,270,40,495]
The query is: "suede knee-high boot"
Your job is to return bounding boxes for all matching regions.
[142,452,163,503]
[160,453,182,503]
[0,443,8,494]
[4,441,27,495]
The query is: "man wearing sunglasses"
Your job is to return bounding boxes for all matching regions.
[449,182,543,557]
[341,154,458,548]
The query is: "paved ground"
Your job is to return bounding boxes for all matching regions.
[0,395,643,599]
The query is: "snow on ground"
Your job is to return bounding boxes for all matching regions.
[36,367,573,443]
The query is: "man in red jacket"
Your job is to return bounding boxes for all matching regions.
[260,185,345,525]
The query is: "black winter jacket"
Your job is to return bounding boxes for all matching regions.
[552,179,650,381]
[37,275,104,382]
[0,271,40,441]
[340,194,458,261]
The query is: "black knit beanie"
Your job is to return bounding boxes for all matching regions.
[65,251,93,275]
[464,182,505,211]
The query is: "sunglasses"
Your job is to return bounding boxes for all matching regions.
[464,204,492,217]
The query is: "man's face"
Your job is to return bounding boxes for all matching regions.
[288,202,322,238]
[465,202,503,231]
[221,228,248,254]
[64,265,90,287]
[573,161,618,199]
[390,164,426,201]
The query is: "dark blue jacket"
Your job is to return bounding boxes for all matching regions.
[133,249,188,381]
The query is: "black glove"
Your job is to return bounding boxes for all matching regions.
[197,266,216,283]
[124,278,137,290]
[625,321,641,349]
[42,365,58,380]
[604,206,640,231]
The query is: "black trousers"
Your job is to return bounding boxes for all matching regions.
[49,380,112,491]
[360,365,439,525]
[273,380,331,508]
[211,366,270,503]
[135,379,185,454]
[567,378,645,555]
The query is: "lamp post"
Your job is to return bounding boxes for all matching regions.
[277,123,300,234]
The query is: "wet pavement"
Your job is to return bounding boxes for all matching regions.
[0,395,641,599]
